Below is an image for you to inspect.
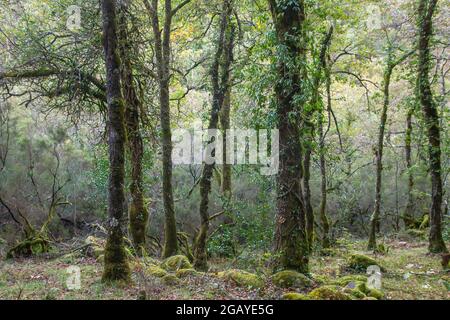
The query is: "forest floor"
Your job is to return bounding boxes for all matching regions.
[0,236,449,300]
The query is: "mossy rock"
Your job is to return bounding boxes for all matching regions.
[343,287,366,299]
[334,275,368,287]
[282,292,310,300]
[308,285,352,300]
[84,236,105,258]
[367,288,384,300]
[143,256,161,266]
[145,265,168,278]
[162,274,180,286]
[312,274,331,285]
[161,255,192,271]
[346,254,386,272]
[419,214,429,230]
[217,269,264,289]
[176,268,200,278]
[272,270,313,289]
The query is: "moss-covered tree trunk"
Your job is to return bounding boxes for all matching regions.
[303,27,334,252]
[269,0,309,273]
[319,61,333,249]
[220,88,232,197]
[417,0,448,253]
[117,3,148,255]
[144,0,179,258]
[403,108,415,229]
[194,0,234,271]
[368,49,413,250]
[368,63,392,251]
[101,0,130,282]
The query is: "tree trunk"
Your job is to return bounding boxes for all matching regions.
[117,3,148,255]
[417,0,448,253]
[403,108,415,229]
[368,49,413,250]
[193,0,234,271]
[303,27,333,252]
[101,0,130,282]
[220,88,232,197]
[368,63,392,251]
[145,0,178,258]
[269,0,308,273]
[319,62,333,249]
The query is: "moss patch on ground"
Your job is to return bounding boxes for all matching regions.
[0,238,448,300]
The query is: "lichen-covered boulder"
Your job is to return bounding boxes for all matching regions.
[346,254,386,272]
[84,236,105,259]
[272,270,313,289]
[161,255,192,271]
[217,269,264,289]
[282,293,310,300]
[176,268,200,278]
[145,265,168,278]
[362,297,378,300]
[308,286,353,300]
[162,274,180,286]
[367,288,384,300]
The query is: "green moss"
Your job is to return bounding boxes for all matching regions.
[312,274,331,285]
[419,214,429,230]
[161,255,192,271]
[217,269,264,289]
[405,229,426,239]
[143,256,161,266]
[346,254,386,272]
[162,274,180,286]
[272,270,313,288]
[84,236,106,259]
[7,237,50,258]
[367,288,384,300]
[176,268,199,278]
[145,265,168,278]
[282,292,310,300]
[308,285,352,300]
[102,235,131,283]
[343,287,366,299]
[333,275,368,287]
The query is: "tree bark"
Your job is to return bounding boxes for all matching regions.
[269,0,308,273]
[368,49,413,250]
[303,27,333,252]
[101,0,130,282]
[319,60,333,249]
[403,108,415,229]
[144,0,179,258]
[417,0,448,253]
[117,2,148,255]
[220,88,232,197]
[368,62,392,251]
[193,0,234,271]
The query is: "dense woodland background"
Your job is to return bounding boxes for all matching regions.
[0,0,448,300]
